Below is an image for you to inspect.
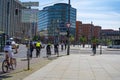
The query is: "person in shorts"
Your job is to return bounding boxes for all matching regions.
[4,41,14,64]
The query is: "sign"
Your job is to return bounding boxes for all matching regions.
[22,2,39,7]
[21,9,39,23]
[60,32,67,35]
[66,23,71,28]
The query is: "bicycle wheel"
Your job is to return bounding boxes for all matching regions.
[12,58,17,69]
[2,60,8,73]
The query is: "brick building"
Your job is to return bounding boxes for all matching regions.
[76,21,101,43]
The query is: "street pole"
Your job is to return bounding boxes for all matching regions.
[67,0,70,55]
[119,28,120,39]
[53,19,56,44]
[7,1,10,36]
[100,30,102,54]
[90,21,93,48]
[57,20,60,43]
[27,6,32,70]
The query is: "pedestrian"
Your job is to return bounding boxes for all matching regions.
[61,41,64,51]
[64,42,67,50]
[46,42,52,57]
[35,41,41,57]
[30,41,34,58]
[91,43,97,56]
[54,43,59,57]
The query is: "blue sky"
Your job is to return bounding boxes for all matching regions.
[20,0,120,30]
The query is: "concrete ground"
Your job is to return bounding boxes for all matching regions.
[23,46,120,80]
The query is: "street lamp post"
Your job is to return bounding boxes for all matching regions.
[7,1,10,36]
[27,6,32,70]
[100,30,102,54]
[53,19,55,44]
[67,0,71,55]
[90,21,93,48]
[56,20,60,44]
[119,28,120,39]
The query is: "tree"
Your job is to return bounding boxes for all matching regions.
[70,35,75,44]
[79,36,87,47]
[32,35,39,41]
[106,39,112,46]
[91,37,99,43]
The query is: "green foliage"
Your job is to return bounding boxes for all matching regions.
[106,39,112,45]
[91,37,99,43]
[79,36,87,43]
[102,39,112,45]
[70,35,75,42]
[33,35,39,41]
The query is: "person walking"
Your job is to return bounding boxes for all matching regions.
[91,43,97,56]
[61,41,64,51]
[30,41,34,58]
[54,43,59,57]
[64,42,67,50]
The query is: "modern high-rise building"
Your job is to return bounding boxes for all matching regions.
[38,3,76,42]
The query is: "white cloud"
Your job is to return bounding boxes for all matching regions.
[77,11,120,30]
[78,12,120,19]
[72,0,120,30]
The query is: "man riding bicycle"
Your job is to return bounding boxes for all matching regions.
[4,41,14,66]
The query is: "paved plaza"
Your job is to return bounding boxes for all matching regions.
[23,46,120,80]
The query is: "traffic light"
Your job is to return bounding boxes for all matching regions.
[66,30,69,37]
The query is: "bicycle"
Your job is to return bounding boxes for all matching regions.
[2,52,17,73]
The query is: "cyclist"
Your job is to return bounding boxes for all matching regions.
[35,41,42,57]
[46,42,52,57]
[4,41,14,66]
[11,40,18,54]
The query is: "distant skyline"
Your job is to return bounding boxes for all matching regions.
[20,0,120,30]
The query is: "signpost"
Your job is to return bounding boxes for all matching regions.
[22,2,39,7]
[21,2,39,70]
[67,0,71,55]
[60,32,67,35]
[66,23,71,28]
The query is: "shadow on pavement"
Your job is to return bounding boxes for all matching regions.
[47,56,58,60]
[21,59,28,61]
[0,72,12,80]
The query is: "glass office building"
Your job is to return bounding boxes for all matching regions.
[38,3,76,42]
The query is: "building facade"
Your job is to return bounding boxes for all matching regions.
[38,3,76,43]
[76,21,82,42]
[76,21,101,44]
[101,29,120,45]
[0,0,32,42]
